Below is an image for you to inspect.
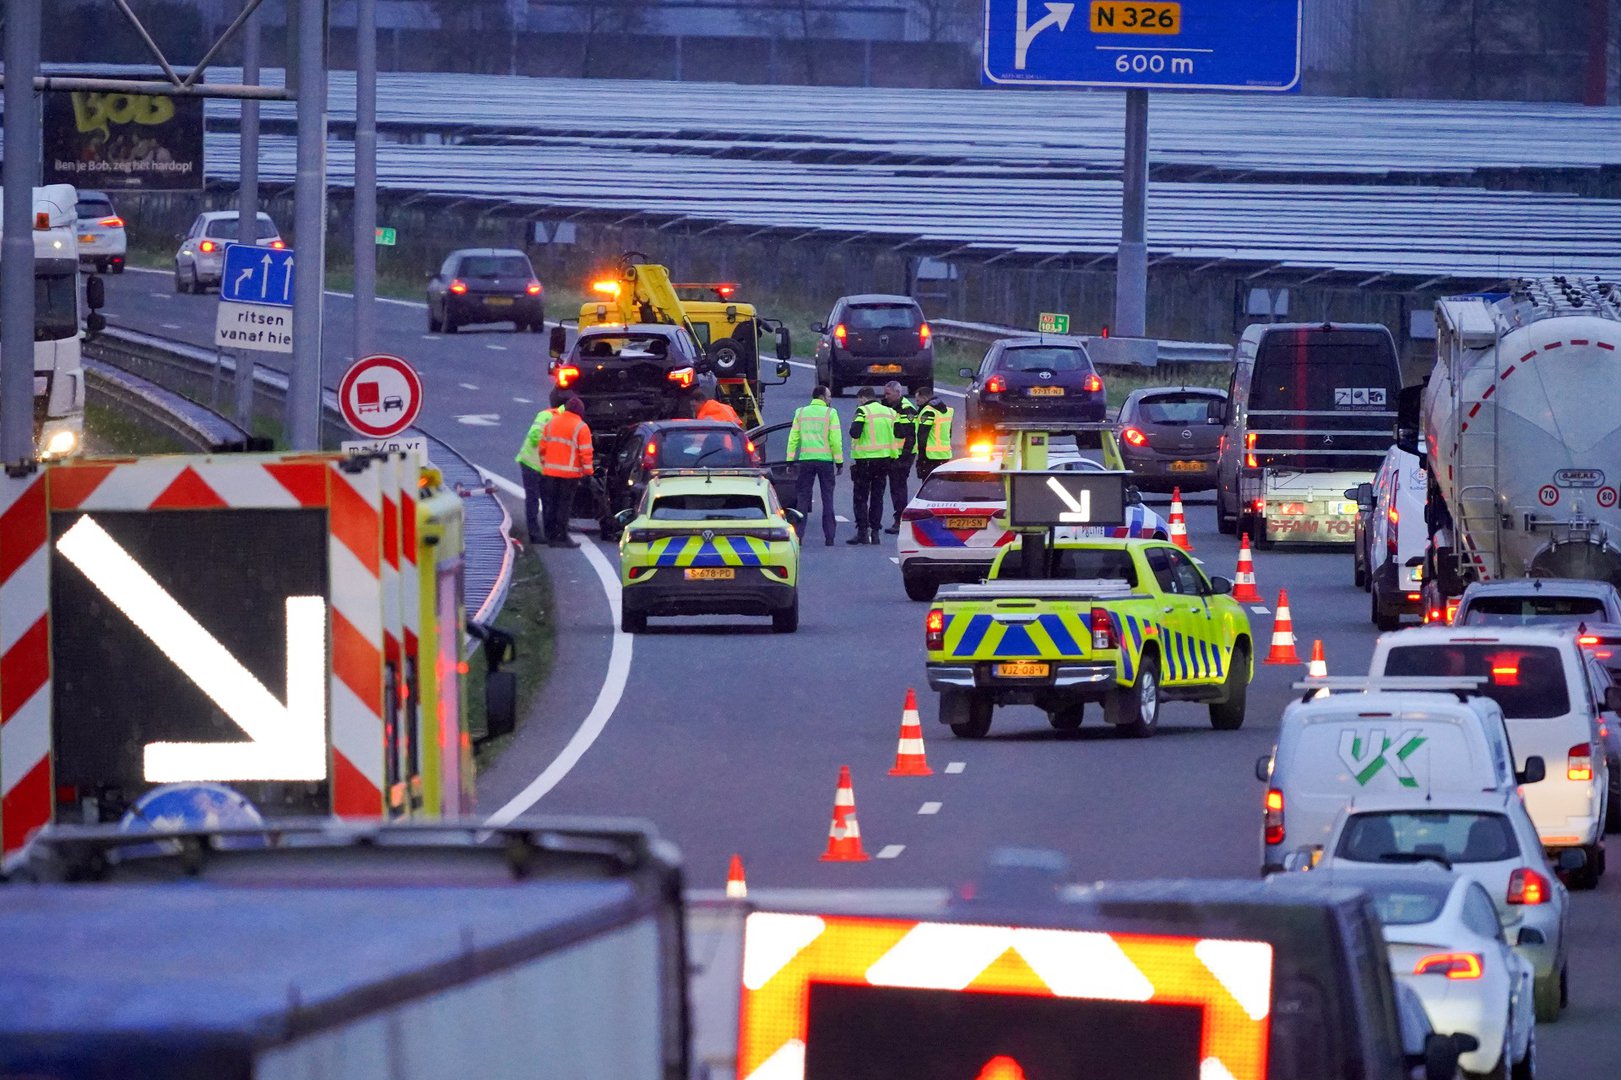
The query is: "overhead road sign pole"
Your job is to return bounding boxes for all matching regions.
[1,0,42,472]
[354,0,379,362]
[286,0,329,451]
[1115,88,1148,338]
[236,9,263,429]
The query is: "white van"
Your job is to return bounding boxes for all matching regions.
[1353,445,1427,631]
[1370,626,1615,887]
[1256,682,1541,874]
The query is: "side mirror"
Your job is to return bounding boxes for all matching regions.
[1280,848,1317,873]
[613,508,636,526]
[85,312,107,336]
[1355,482,1374,511]
[958,366,974,379]
[1126,484,1144,506]
[1517,755,1546,785]
[549,325,566,359]
[1605,685,1621,713]
[784,508,805,525]
[1558,847,1588,872]
[1395,383,1424,455]
[811,321,826,334]
[775,327,792,361]
[1207,575,1233,595]
[1254,753,1271,782]
[85,274,106,310]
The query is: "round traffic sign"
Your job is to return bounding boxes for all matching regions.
[1599,486,1618,509]
[339,354,423,439]
[1538,484,1559,507]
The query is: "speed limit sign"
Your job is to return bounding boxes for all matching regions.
[1598,486,1618,509]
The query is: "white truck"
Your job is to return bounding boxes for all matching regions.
[0,184,100,461]
[0,819,691,1079]
[1407,279,1621,615]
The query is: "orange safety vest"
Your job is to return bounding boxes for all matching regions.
[542,410,594,478]
[696,398,742,425]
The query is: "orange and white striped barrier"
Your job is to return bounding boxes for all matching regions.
[888,688,933,777]
[1263,588,1301,665]
[1167,486,1192,551]
[1232,532,1262,602]
[820,765,869,862]
[727,853,749,898]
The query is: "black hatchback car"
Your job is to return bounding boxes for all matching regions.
[1114,385,1228,492]
[812,294,933,396]
[960,338,1105,442]
[426,248,544,333]
[600,419,762,535]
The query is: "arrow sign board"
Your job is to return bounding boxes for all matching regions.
[1006,470,1127,528]
[983,0,1302,91]
[220,243,296,307]
[48,507,334,802]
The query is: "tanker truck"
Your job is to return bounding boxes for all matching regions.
[1402,278,1621,619]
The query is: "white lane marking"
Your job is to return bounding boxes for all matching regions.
[480,468,632,826]
[421,334,438,340]
[161,322,182,330]
[918,801,942,816]
[459,382,479,390]
[876,844,905,859]
[1250,605,1270,615]
[150,291,171,299]
[945,762,965,774]
[487,344,508,352]
[127,264,427,309]
[835,515,850,523]
[456,414,500,426]
[889,556,899,564]
[786,359,964,400]
[513,396,533,404]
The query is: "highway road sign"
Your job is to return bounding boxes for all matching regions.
[215,301,292,353]
[375,227,397,246]
[983,0,1302,91]
[221,243,296,307]
[1007,470,1128,527]
[340,354,424,439]
[1038,311,1070,334]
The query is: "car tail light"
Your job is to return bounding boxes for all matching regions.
[919,322,932,347]
[833,323,847,347]
[643,440,659,466]
[901,507,932,522]
[1413,953,1483,980]
[1507,867,1549,905]
[1406,592,1421,602]
[198,239,216,253]
[1245,431,1258,468]
[526,281,543,296]
[554,364,580,389]
[269,239,286,249]
[925,608,946,650]
[1122,426,1148,447]
[1386,507,1399,557]
[1264,789,1285,845]
[97,216,125,228]
[1090,607,1117,650]
[667,366,696,389]
[1083,373,1103,393]
[985,374,1007,394]
[448,279,469,295]
[745,438,758,460]
[1568,742,1594,782]
[1579,634,1600,646]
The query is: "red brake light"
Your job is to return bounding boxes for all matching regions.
[833,323,847,346]
[198,240,216,253]
[269,239,286,249]
[555,364,580,389]
[643,439,659,465]
[526,281,543,296]
[1445,598,1460,624]
[667,367,696,389]
[448,279,469,295]
[745,438,757,459]
[1568,742,1594,782]
[1507,867,1548,905]
[1579,634,1600,646]
[1122,426,1148,447]
[925,608,946,650]
[1090,607,1118,650]
[1413,953,1483,980]
[1264,788,1285,845]
[985,374,1007,394]
[97,216,124,228]
[1083,373,1104,393]
[716,284,736,298]
[1245,431,1258,468]
[919,322,932,347]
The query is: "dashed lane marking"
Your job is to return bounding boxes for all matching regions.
[876,845,905,859]
[459,382,479,390]
[918,802,942,815]
[835,515,850,523]
[514,396,533,404]
[161,322,181,329]
[889,556,899,564]
[945,762,965,774]
[1250,605,1270,615]
[487,344,508,352]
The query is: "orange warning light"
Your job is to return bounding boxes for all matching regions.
[975,1055,1028,1080]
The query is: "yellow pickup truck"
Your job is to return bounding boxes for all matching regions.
[924,537,1253,738]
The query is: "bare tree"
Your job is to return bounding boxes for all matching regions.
[741,1,836,84]
[912,0,978,43]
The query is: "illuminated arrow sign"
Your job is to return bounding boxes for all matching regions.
[55,516,328,783]
[1006,471,1127,529]
[1046,475,1092,522]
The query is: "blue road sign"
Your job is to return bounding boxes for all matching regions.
[220,243,296,308]
[983,0,1301,91]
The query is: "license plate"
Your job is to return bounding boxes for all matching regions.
[1330,500,1357,515]
[868,364,903,374]
[1169,460,1207,472]
[1027,386,1065,397]
[943,516,986,530]
[684,567,734,581]
[994,662,1050,678]
[79,234,96,244]
[485,297,514,307]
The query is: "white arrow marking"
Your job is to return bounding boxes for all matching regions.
[1015,0,1075,70]
[55,516,328,783]
[282,254,294,301]
[259,253,273,299]
[1046,475,1092,522]
[456,413,501,426]
[234,266,255,295]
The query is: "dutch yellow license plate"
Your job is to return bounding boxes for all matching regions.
[944,516,985,530]
[1169,460,1207,472]
[79,234,96,244]
[995,662,1050,678]
[1089,1,1181,35]
[485,297,514,307]
[684,567,735,581]
[1028,386,1065,397]
[868,364,903,374]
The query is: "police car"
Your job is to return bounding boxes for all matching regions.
[615,470,800,633]
[897,454,1169,601]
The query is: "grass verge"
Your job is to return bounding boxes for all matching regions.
[471,525,556,772]
[83,400,190,454]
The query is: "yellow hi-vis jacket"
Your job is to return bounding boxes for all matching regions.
[850,402,900,460]
[787,400,844,464]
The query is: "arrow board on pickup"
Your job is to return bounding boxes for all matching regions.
[1006,470,1127,528]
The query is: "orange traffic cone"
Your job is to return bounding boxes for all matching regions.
[726,853,748,899]
[1232,532,1262,602]
[1306,639,1329,698]
[820,766,870,862]
[1263,588,1301,665]
[1168,487,1193,551]
[889,689,933,776]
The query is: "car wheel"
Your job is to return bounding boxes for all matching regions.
[829,380,844,398]
[428,305,442,333]
[620,608,646,634]
[772,596,799,634]
[531,313,545,333]
[443,310,459,334]
[1511,1026,1536,1080]
[1209,643,1248,730]
[1372,585,1403,631]
[1353,547,1367,589]
[174,264,190,293]
[902,569,936,602]
[1106,654,1160,737]
[1215,494,1237,535]
[1605,768,1621,833]
[941,691,992,739]
[1046,703,1084,732]
[708,339,745,377]
[1247,515,1274,550]
[1533,968,1561,1023]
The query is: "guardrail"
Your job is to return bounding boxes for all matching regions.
[931,319,1232,367]
[84,359,260,453]
[82,327,514,629]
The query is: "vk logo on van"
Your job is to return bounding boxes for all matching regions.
[1340,729,1427,788]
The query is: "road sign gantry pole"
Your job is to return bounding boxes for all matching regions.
[1,0,42,472]
[353,0,379,362]
[1114,88,1149,339]
[235,10,262,430]
[286,0,329,451]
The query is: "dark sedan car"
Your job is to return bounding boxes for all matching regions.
[600,419,762,536]
[426,248,544,333]
[812,294,933,395]
[1114,386,1227,492]
[960,338,1105,443]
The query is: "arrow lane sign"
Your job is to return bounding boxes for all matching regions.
[234,266,255,294]
[1045,475,1093,523]
[56,515,329,783]
[1015,0,1076,70]
[259,253,273,299]
[283,254,294,302]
